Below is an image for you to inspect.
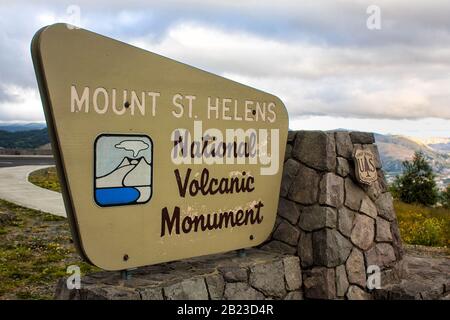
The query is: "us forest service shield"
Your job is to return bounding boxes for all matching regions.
[31,24,289,270]
[353,148,378,185]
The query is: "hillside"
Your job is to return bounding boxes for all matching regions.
[374,134,450,187]
[418,137,450,153]
[375,134,449,172]
[0,123,46,132]
[0,128,49,149]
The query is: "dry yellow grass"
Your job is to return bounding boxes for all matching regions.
[28,166,60,193]
[395,200,449,248]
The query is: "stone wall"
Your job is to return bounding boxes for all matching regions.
[55,249,302,300]
[55,130,404,300]
[261,130,404,299]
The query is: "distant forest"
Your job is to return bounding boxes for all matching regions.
[0,128,49,149]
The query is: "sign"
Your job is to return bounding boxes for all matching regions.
[353,148,377,185]
[31,24,288,271]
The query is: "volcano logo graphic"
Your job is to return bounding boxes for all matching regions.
[94,134,153,207]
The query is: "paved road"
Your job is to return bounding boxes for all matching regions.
[0,165,66,217]
[0,155,54,168]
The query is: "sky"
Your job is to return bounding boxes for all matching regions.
[96,135,152,176]
[0,0,449,137]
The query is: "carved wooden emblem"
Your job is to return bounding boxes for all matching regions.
[353,148,377,185]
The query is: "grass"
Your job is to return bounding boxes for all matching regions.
[28,167,61,193]
[0,199,99,300]
[395,200,450,248]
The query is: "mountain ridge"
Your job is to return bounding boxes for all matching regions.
[0,123,46,132]
[373,133,450,188]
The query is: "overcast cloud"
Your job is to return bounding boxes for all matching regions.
[0,0,449,136]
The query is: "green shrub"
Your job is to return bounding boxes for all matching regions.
[391,151,439,206]
[442,185,450,208]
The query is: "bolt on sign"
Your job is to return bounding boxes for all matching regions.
[31,24,288,271]
[353,148,378,185]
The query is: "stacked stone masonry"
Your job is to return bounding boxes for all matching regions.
[55,249,303,300]
[261,130,404,299]
[55,130,406,300]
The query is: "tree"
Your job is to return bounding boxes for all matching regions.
[442,185,450,208]
[391,151,439,206]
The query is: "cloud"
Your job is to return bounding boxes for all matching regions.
[0,0,449,131]
[0,85,44,122]
[115,140,149,157]
[133,23,450,120]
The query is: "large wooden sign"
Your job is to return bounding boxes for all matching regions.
[31,24,288,270]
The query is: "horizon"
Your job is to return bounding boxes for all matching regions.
[1,120,449,140]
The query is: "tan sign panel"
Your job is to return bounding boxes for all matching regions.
[353,148,378,185]
[31,23,288,271]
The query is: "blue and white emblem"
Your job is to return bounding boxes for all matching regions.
[94,134,153,207]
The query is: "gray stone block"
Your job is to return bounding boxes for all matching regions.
[313,229,353,267]
[284,291,304,300]
[319,173,344,208]
[287,131,297,143]
[344,178,366,211]
[288,162,320,204]
[219,266,248,283]
[390,218,404,259]
[336,265,349,297]
[360,196,378,218]
[337,207,356,237]
[81,286,140,300]
[164,278,209,300]
[349,132,375,144]
[363,144,382,169]
[336,157,350,177]
[346,248,366,287]
[280,158,300,197]
[139,287,164,300]
[303,267,336,299]
[375,192,395,221]
[298,230,314,267]
[261,240,297,255]
[292,131,336,171]
[346,285,371,300]
[335,131,353,159]
[277,198,301,225]
[249,261,287,298]
[285,144,292,161]
[283,256,302,291]
[273,220,300,246]
[363,179,383,201]
[298,205,337,231]
[376,217,393,242]
[351,214,375,250]
[365,243,397,268]
[224,282,265,300]
[205,274,225,300]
